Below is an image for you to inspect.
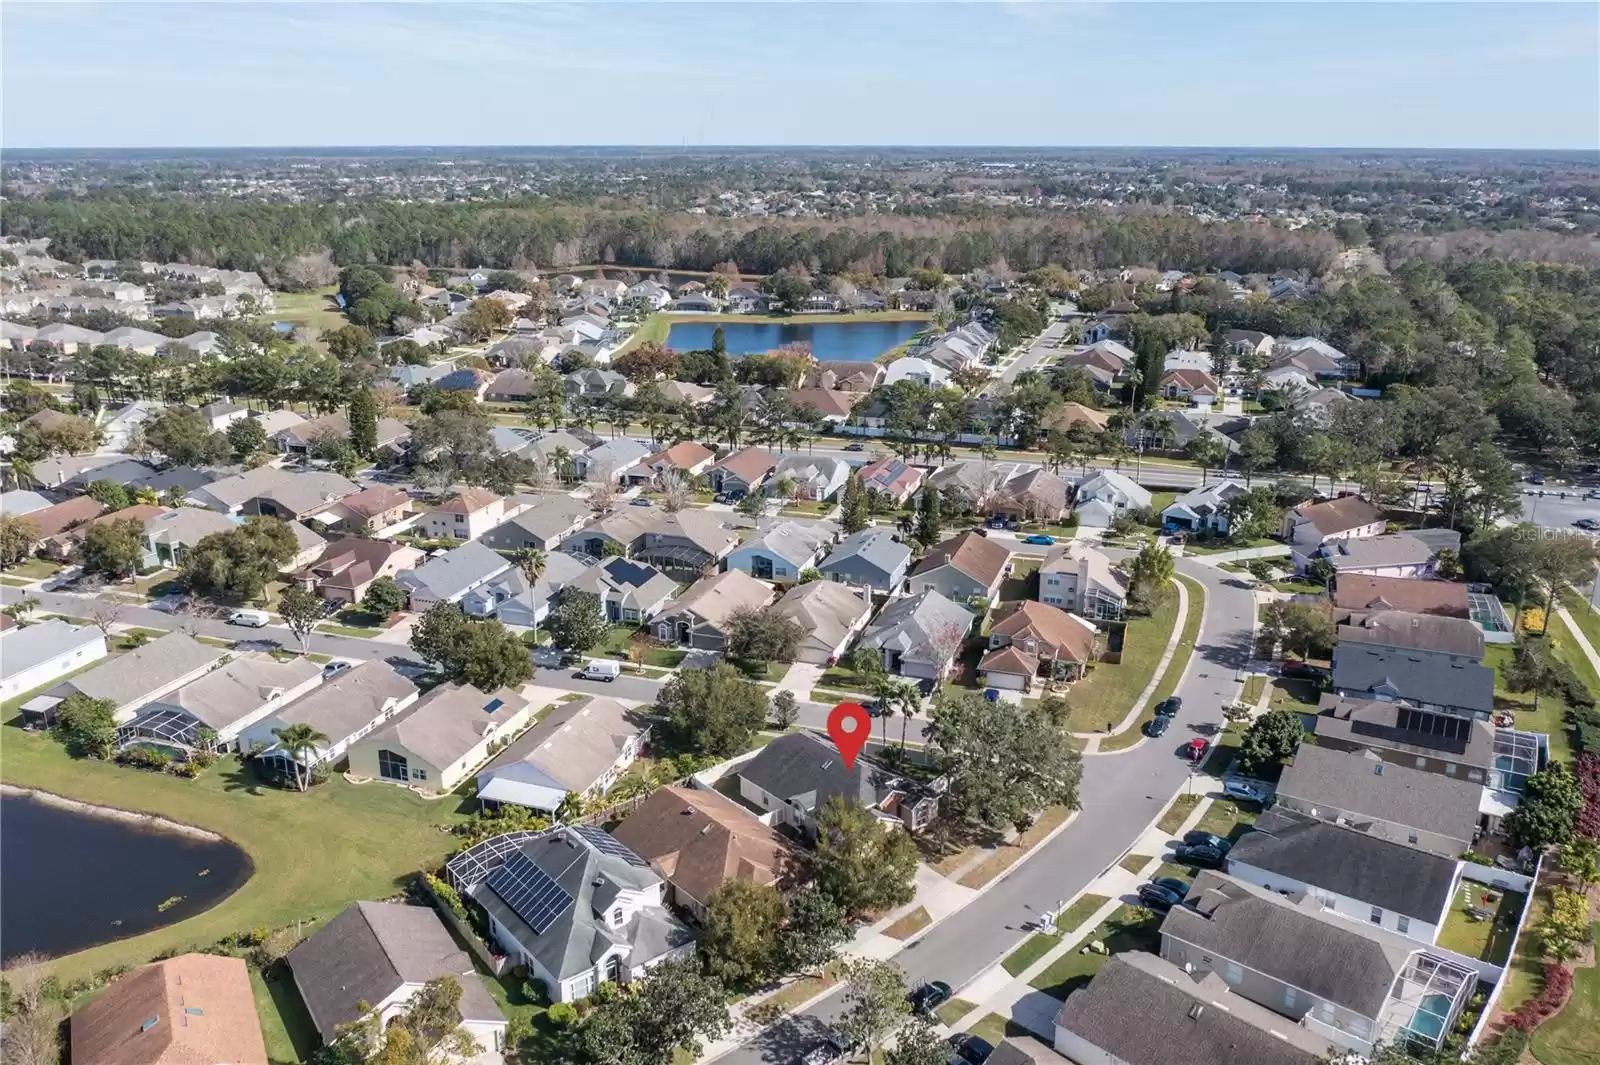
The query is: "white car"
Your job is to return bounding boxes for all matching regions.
[228,609,271,628]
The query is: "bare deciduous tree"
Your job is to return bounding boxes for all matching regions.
[87,601,122,639]
[586,466,618,514]
[2,952,63,1065]
[659,469,691,513]
[929,616,972,680]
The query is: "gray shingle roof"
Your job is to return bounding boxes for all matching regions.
[152,652,322,732]
[1320,533,1437,571]
[1331,644,1493,714]
[1227,808,1459,923]
[1275,744,1482,847]
[0,620,103,681]
[740,520,831,569]
[287,901,503,1043]
[258,661,418,747]
[362,682,529,769]
[59,632,225,709]
[397,541,512,602]
[820,527,911,580]
[1053,952,1332,1065]
[859,588,975,662]
[1312,694,1495,770]
[478,695,651,801]
[1160,870,1415,1018]
[736,731,899,814]
[1338,610,1485,658]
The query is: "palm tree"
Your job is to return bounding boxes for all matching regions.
[886,679,923,753]
[272,723,330,792]
[551,446,573,484]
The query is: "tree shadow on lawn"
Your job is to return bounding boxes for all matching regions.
[1032,906,1162,1001]
[915,817,1008,866]
[262,961,321,1064]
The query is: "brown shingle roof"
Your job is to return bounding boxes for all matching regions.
[788,388,858,419]
[1332,575,1469,619]
[1161,368,1219,394]
[1042,401,1110,432]
[25,495,107,538]
[1292,495,1383,537]
[912,530,1010,589]
[435,488,500,514]
[710,447,778,484]
[338,485,410,519]
[988,600,1097,664]
[610,786,791,909]
[646,441,715,471]
[70,953,268,1065]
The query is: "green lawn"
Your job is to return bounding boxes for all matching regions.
[1486,643,1577,766]
[1155,795,1199,835]
[1061,583,1182,734]
[966,1013,1029,1047]
[1558,588,1600,657]
[1268,677,1321,712]
[934,997,979,1028]
[271,286,349,349]
[1029,904,1161,999]
[1002,933,1062,977]
[316,623,382,638]
[1240,675,1266,705]
[1181,537,1280,556]
[0,726,471,983]
[2,557,64,579]
[1531,922,1600,1065]
[1117,853,1152,875]
[1192,797,1261,844]
[1434,885,1524,967]
[251,965,320,1064]
[1100,574,1206,751]
[1551,611,1600,700]
[998,558,1041,603]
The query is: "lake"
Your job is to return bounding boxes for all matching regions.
[0,794,252,960]
[665,319,926,362]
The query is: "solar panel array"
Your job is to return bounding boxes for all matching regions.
[573,825,648,866]
[485,851,574,934]
[1396,707,1471,747]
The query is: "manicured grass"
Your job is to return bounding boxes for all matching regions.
[0,727,471,983]
[316,623,381,638]
[1551,611,1600,698]
[1558,588,1600,657]
[1061,584,1182,734]
[271,286,349,349]
[3,556,64,579]
[1192,798,1261,844]
[934,997,979,1027]
[956,805,1072,889]
[0,575,32,586]
[1155,795,1199,835]
[1531,922,1600,1065]
[881,906,932,941]
[1486,643,1577,766]
[1117,854,1152,875]
[1056,893,1111,934]
[998,558,1041,603]
[1002,932,1062,976]
[1100,574,1206,751]
[1240,675,1266,705]
[195,634,235,648]
[1272,578,1327,595]
[967,1012,1027,1047]
[1435,885,1524,967]
[1496,885,1550,1024]
[1180,537,1280,556]
[1029,904,1161,999]
[250,966,319,1064]
[1268,677,1321,712]
[817,667,877,693]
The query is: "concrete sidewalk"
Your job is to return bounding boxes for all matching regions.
[1556,602,1600,678]
[1072,575,1192,750]
[1186,544,1290,565]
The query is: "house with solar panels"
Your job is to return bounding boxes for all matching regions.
[446,826,695,1002]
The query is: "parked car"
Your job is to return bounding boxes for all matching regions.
[1137,881,1185,911]
[1223,778,1272,803]
[1182,831,1231,853]
[1173,842,1228,868]
[844,442,865,452]
[1144,713,1172,738]
[1529,471,1546,485]
[577,659,621,682]
[630,497,654,507]
[322,660,352,679]
[909,980,952,1015]
[1022,534,1056,545]
[1183,737,1210,763]
[799,1030,852,1065]
[1283,662,1328,681]
[947,1034,994,1065]
[1574,518,1599,531]
[1150,875,1190,899]
[1156,696,1182,717]
[228,608,270,628]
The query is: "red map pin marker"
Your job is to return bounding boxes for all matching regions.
[827,701,872,769]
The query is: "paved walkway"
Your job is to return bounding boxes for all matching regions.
[1555,602,1600,677]
[1071,576,1192,752]
[1186,544,1291,565]
[941,792,1219,1037]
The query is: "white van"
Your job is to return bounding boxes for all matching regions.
[228,608,271,628]
[577,659,621,682]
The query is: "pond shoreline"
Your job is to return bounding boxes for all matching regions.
[0,783,227,843]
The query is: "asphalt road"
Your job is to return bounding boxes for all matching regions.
[710,559,1255,1065]
[1519,482,1600,531]
[995,319,1072,387]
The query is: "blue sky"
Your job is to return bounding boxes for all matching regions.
[5,2,1597,150]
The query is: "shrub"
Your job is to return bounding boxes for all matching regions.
[116,746,172,772]
[1576,753,1600,839]
[523,977,548,1005]
[168,761,203,778]
[546,1002,578,1027]
[1522,607,1547,634]
[1503,963,1574,1031]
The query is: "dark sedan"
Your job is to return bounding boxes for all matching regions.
[1182,831,1232,853]
[947,1033,994,1065]
[1173,842,1228,868]
[1137,881,1186,911]
[909,980,953,1016]
[1144,713,1172,738]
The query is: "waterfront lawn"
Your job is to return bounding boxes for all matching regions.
[251,966,320,1064]
[0,726,470,983]
[1060,585,1182,734]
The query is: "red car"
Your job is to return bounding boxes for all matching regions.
[1184,738,1210,763]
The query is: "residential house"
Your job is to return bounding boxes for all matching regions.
[611,786,791,921]
[639,441,716,482]
[141,507,239,568]
[422,488,520,542]
[724,521,830,583]
[1040,402,1111,436]
[189,467,360,518]
[117,653,323,754]
[100,401,163,452]
[292,537,424,605]
[857,589,976,682]
[20,454,133,492]
[979,600,1097,690]
[735,731,939,837]
[857,455,923,504]
[909,530,1010,602]
[770,455,851,502]
[349,683,532,795]
[198,400,248,432]
[250,408,307,439]
[396,540,514,610]
[1331,575,1470,621]
[45,632,226,724]
[1072,470,1152,528]
[479,495,592,551]
[312,484,412,536]
[726,285,767,313]
[1226,808,1461,944]
[168,330,222,357]
[652,569,775,650]
[523,430,596,472]
[1309,532,1443,579]
[1058,347,1128,390]
[1038,542,1128,620]
[566,508,742,573]
[389,363,453,389]
[1293,387,1353,428]
[0,489,51,515]
[33,321,103,352]
[271,412,410,457]
[475,696,651,815]
[16,496,107,553]
[658,381,716,407]
[565,368,633,400]
[1053,952,1333,1065]
[466,550,591,629]
[1160,870,1472,1055]
[484,369,538,402]
[70,953,269,1065]
[435,367,493,399]
[1330,611,1493,717]
[1078,320,1113,344]
[130,465,218,498]
[44,503,166,560]
[769,581,873,665]
[564,556,679,624]
[1161,479,1249,536]
[0,620,108,703]
[707,446,778,498]
[448,825,695,1003]
[1274,743,1483,857]
[818,527,912,595]
[1225,329,1277,359]
[988,467,1070,523]
[882,356,950,388]
[1261,364,1318,395]
[625,280,673,310]
[1276,337,1352,378]
[674,292,720,312]
[805,360,883,393]
[239,662,420,771]
[575,437,652,483]
[916,322,996,371]
[288,902,506,1053]
[788,387,859,424]
[1283,494,1385,563]
[1160,368,1220,403]
[1308,694,1528,795]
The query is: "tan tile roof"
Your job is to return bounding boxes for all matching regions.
[988,600,1097,664]
[662,569,774,629]
[1042,402,1110,432]
[611,786,791,908]
[788,388,859,419]
[710,447,778,484]
[435,488,501,514]
[69,953,268,1065]
[646,441,715,471]
[1331,575,1469,618]
[913,530,1010,589]
[1161,368,1219,394]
